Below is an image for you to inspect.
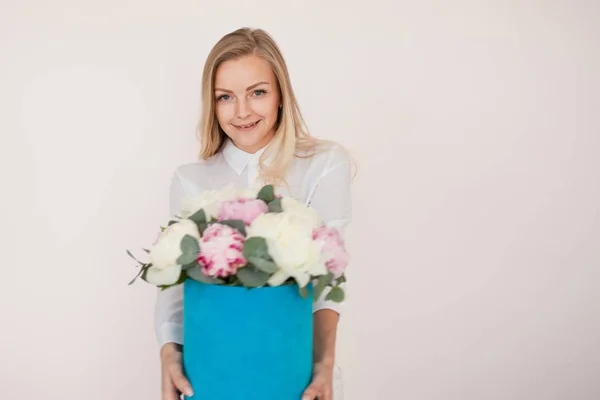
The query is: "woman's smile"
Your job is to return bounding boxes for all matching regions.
[232,120,261,132]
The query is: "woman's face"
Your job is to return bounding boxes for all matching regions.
[214,55,281,154]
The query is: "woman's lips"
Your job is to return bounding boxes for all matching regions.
[233,120,260,132]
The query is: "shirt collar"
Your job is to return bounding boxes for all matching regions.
[222,138,268,175]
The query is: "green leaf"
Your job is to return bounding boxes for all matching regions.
[128,264,150,285]
[186,266,224,284]
[182,261,199,271]
[268,198,283,213]
[257,185,275,203]
[168,219,178,226]
[336,274,347,285]
[248,256,277,274]
[188,209,207,224]
[325,286,345,302]
[225,275,240,286]
[299,285,310,299]
[237,266,269,287]
[180,234,200,255]
[243,237,270,260]
[219,219,247,236]
[176,252,197,266]
[196,222,209,235]
[176,235,200,265]
[126,249,144,265]
[313,272,334,300]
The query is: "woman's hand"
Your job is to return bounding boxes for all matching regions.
[301,361,335,400]
[160,343,194,400]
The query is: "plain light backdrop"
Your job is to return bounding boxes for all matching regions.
[1,1,599,399]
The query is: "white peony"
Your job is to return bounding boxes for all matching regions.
[147,219,200,285]
[280,197,322,229]
[246,212,326,288]
[179,184,259,220]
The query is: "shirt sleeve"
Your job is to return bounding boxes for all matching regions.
[153,171,186,347]
[308,154,353,316]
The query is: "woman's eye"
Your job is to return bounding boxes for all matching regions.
[217,94,231,101]
[252,89,266,97]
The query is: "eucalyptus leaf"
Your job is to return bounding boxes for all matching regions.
[237,266,269,287]
[247,256,277,274]
[219,219,247,236]
[176,252,197,266]
[257,185,275,203]
[313,272,334,300]
[196,222,209,235]
[243,237,270,260]
[182,261,199,271]
[180,234,200,255]
[299,286,310,299]
[325,286,345,302]
[188,209,207,224]
[186,267,224,284]
[268,198,283,213]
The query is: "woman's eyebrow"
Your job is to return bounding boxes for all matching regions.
[215,81,271,93]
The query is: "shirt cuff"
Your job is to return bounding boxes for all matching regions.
[157,322,183,348]
[313,299,344,315]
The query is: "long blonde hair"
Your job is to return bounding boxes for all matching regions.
[196,27,332,187]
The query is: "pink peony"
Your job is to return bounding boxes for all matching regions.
[313,226,349,279]
[218,197,269,225]
[198,224,247,278]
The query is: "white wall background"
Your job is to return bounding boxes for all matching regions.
[1,1,599,399]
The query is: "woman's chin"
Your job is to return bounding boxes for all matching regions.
[230,129,273,148]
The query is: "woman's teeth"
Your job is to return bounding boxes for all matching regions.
[234,120,260,131]
[238,121,258,128]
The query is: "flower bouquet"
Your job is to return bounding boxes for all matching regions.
[127,184,348,399]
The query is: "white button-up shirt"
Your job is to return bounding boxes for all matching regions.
[154,138,353,348]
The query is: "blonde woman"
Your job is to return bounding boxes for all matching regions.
[156,27,353,400]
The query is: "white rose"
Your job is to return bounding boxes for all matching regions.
[246,213,326,288]
[147,219,200,285]
[280,197,322,229]
[236,187,261,198]
[179,184,259,220]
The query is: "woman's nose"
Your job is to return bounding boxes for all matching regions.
[237,99,251,118]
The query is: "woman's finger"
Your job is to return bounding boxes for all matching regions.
[167,362,194,397]
[161,368,180,400]
[302,382,321,400]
